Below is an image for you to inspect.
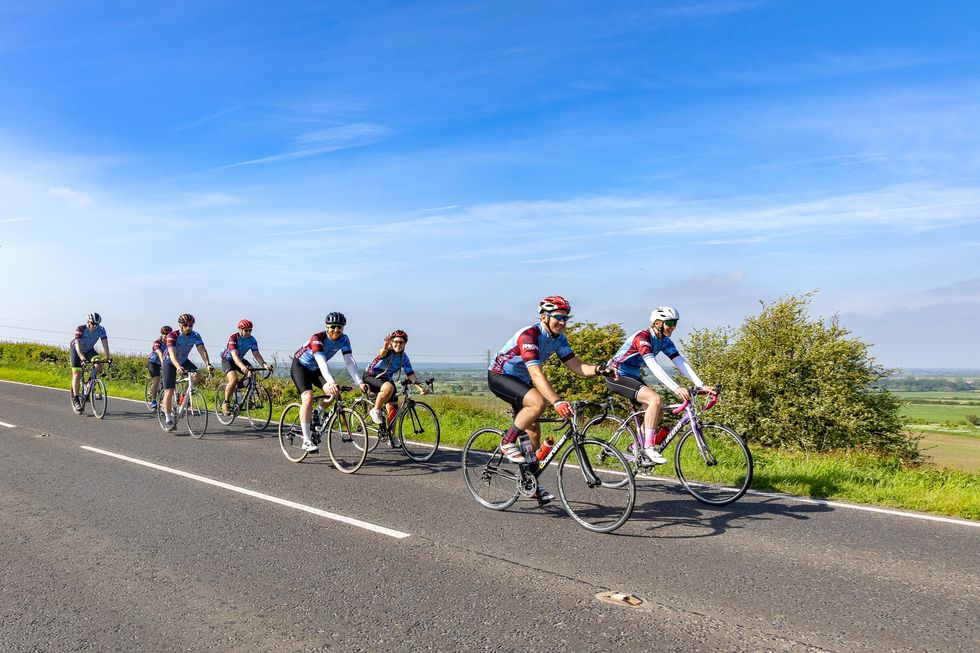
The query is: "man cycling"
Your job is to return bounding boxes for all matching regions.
[147,325,173,411]
[161,313,214,432]
[69,313,111,413]
[604,306,715,464]
[290,312,368,453]
[363,330,429,444]
[219,319,274,416]
[488,295,616,504]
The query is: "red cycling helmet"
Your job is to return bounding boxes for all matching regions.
[238,319,253,330]
[538,295,571,314]
[160,325,173,336]
[389,329,408,342]
[177,313,195,326]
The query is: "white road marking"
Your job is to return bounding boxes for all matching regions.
[0,421,15,428]
[80,445,411,539]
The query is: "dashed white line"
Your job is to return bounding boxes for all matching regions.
[0,421,15,428]
[80,445,411,539]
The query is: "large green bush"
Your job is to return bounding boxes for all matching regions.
[682,294,916,459]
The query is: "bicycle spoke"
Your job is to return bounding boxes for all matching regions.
[674,423,753,505]
[557,439,635,533]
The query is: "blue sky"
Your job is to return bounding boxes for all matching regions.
[1,1,978,368]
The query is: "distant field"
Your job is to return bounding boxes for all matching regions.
[915,431,980,472]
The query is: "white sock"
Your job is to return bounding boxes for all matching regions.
[301,421,312,441]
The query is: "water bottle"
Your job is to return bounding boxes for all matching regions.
[654,427,669,446]
[535,436,555,461]
[517,433,535,463]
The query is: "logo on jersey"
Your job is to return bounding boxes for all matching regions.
[521,343,538,351]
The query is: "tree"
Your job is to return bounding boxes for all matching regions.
[682,293,915,459]
[543,321,625,404]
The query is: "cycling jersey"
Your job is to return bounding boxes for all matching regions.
[294,332,352,370]
[489,323,574,384]
[366,351,414,381]
[148,337,168,365]
[222,332,259,361]
[164,330,205,365]
[70,324,107,351]
[607,329,680,380]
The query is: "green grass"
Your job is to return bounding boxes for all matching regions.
[2,356,978,521]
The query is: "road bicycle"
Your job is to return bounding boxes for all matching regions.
[75,357,113,419]
[461,401,636,533]
[582,386,753,505]
[143,377,163,411]
[351,378,440,462]
[214,365,274,431]
[156,368,211,438]
[278,387,369,473]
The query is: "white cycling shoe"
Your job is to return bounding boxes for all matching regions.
[500,441,528,463]
[368,407,383,425]
[642,446,667,465]
[302,440,319,452]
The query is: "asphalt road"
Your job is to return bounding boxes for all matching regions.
[1,380,977,652]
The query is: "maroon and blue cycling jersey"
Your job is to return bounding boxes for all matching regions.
[366,351,414,381]
[294,332,352,370]
[222,333,259,361]
[607,329,680,379]
[164,329,205,365]
[69,324,107,351]
[148,337,168,365]
[489,323,574,384]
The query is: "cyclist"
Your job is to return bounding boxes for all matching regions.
[604,306,715,465]
[363,330,429,443]
[488,295,616,504]
[290,312,368,453]
[69,312,110,414]
[161,313,215,432]
[219,319,274,416]
[147,325,173,411]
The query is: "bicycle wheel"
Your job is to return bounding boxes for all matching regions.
[144,379,156,410]
[278,403,308,462]
[157,401,171,431]
[674,422,752,505]
[397,401,440,462]
[461,427,519,511]
[325,408,368,473]
[246,386,273,432]
[350,398,381,453]
[90,379,108,419]
[214,383,239,426]
[556,439,636,533]
[185,389,209,438]
[581,414,638,489]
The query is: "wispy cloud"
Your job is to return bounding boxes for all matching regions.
[223,123,392,168]
[48,186,92,205]
[0,217,30,223]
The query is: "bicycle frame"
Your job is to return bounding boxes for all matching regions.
[516,406,606,492]
[227,366,272,415]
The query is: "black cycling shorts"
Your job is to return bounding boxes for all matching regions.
[290,357,327,394]
[222,357,254,375]
[162,360,198,390]
[147,360,162,379]
[363,374,398,402]
[487,371,532,415]
[604,375,647,404]
[70,348,97,369]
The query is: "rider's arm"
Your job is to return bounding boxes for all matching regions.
[196,343,213,368]
[343,352,363,387]
[313,352,336,385]
[527,364,561,404]
[670,354,705,387]
[100,336,110,359]
[231,348,247,371]
[642,353,682,395]
[561,356,601,377]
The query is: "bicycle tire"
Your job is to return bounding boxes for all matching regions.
[157,402,171,431]
[325,408,368,473]
[144,378,156,410]
[186,389,209,438]
[350,398,382,453]
[246,386,273,432]
[90,379,108,419]
[397,401,440,462]
[461,427,519,511]
[278,403,308,462]
[556,438,636,533]
[581,414,638,489]
[674,422,752,505]
[214,382,239,425]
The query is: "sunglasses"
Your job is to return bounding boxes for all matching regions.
[663,319,678,327]
[241,328,252,333]
[545,313,570,322]
[327,325,344,330]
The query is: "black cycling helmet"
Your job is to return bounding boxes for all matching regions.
[324,312,347,326]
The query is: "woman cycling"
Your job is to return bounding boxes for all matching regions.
[604,306,715,465]
[290,312,368,453]
[363,330,429,442]
[147,325,172,411]
[219,319,274,416]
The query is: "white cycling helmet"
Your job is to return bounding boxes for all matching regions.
[650,306,679,323]
[87,312,102,325]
